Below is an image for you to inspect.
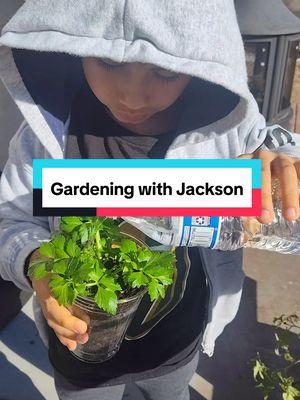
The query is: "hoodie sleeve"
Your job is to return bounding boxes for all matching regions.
[256,125,300,158]
[0,121,51,292]
[240,113,300,158]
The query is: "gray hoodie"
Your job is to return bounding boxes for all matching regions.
[0,0,300,357]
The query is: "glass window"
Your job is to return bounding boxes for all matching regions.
[279,39,300,112]
[245,42,270,113]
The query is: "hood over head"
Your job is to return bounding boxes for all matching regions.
[0,0,261,158]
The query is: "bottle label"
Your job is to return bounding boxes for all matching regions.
[178,216,221,248]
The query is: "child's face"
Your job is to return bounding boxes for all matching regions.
[82,57,191,126]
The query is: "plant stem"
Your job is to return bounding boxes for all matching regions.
[283,359,300,373]
[95,230,101,251]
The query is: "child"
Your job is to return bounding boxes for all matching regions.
[0,1,299,399]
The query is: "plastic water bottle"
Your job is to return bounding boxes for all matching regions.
[124,179,300,254]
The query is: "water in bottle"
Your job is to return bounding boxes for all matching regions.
[124,179,300,254]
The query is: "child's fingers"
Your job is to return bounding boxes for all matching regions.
[46,301,88,335]
[67,305,91,327]
[33,277,88,334]
[237,150,300,223]
[33,268,89,344]
[256,153,274,224]
[56,333,78,351]
[272,156,300,220]
[237,151,274,223]
[47,319,89,343]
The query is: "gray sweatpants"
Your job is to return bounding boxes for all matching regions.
[54,350,199,400]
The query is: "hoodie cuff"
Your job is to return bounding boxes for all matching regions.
[11,239,47,292]
[24,248,39,289]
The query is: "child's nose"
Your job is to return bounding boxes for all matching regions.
[119,77,151,109]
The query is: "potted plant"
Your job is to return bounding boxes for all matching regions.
[28,216,176,363]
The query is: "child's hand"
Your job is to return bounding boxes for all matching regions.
[30,250,90,351]
[237,150,300,224]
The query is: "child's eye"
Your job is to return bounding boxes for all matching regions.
[97,59,181,83]
[97,59,122,70]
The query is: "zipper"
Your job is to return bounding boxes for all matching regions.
[198,247,213,348]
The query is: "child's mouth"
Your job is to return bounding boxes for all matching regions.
[114,109,149,124]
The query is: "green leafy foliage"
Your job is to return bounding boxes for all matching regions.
[251,314,300,400]
[29,217,176,315]
[95,286,118,315]
[28,261,49,280]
